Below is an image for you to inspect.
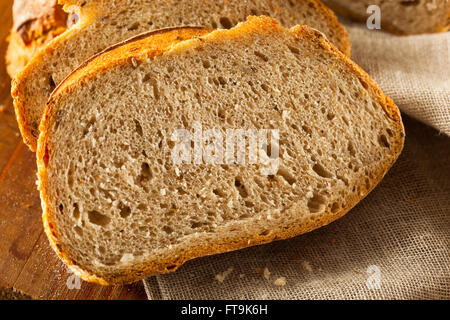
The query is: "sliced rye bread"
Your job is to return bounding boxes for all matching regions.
[37,17,404,285]
[12,0,350,151]
[6,0,69,78]
[323,0,450,35]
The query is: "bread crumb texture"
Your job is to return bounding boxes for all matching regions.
[12,0,350,151]
[37,16,404,285]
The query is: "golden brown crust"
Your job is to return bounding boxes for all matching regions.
[38,17,404,285]
[303,0,351,56]
[13,0,68,44]
[6,0,68,78]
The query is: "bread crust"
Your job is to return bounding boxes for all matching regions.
[6,0,68,78]
[37,16,404,285]
[12,0,351,152]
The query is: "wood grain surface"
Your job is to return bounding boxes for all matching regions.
[0,0,147,300]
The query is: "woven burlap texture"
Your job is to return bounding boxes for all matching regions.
[143,23,450,300]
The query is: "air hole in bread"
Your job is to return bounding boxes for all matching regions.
[68,167,74,188]
[137,204,147,212]
[312,163,333,178]
[234,177,248,198]
[152,82,161,100]
[119,203,132,218]
[218,76,227,86]
[301,125,312,136]
[162,226,174,234]
[142,73,152,82]
[365,178,371,191]
[58,203,64,214]
[127,22,140,31]
[288,45,300,55]
[378,134,390,148]
[213,188,226,198]
[166,265,177,271]
[219,17,233,29]
[49,75,56,91]
[217,107,226,119]
[347,141,356,157]
[244,201,254,208]
[330,202,340,213]
[253,177,264,189]
[73,203,80,219]
[190,221,203,229]
[359,79,369,90]
[135,120,143,136]
[254,51,269,62]
[307,193,326,213]
[137,163,153,185]
[210,18,218,29]
[88,210,110,227]
[202,60,211,69]
[277,167,296,185]
[400,0,421,6]
[74,225,83,236]
[386,128,394,137]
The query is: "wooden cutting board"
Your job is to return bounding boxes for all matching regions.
[0,0,146,300]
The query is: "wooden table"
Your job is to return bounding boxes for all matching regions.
[0,0,147,300]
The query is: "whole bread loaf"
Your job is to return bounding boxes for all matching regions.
[6,0,69,78]
[38,16,404,285]
[323,0,450,34]
[12,0,350,151]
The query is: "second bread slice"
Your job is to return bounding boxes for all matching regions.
[12,0,350,151]
[38,17,404,285]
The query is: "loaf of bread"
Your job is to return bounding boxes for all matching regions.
[6,0,69,78]
[37,17,404,285]
[12,0,350,151]
[323,0,450,34]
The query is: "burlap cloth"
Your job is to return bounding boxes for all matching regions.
[143,21,450,300]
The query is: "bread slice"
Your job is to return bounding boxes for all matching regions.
[6,0,69,78]
[37,16,404,285]
[323,0,450,34]
[12,0,350,151]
